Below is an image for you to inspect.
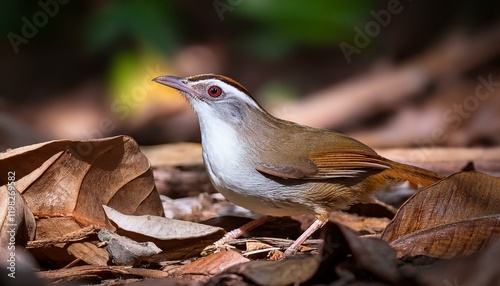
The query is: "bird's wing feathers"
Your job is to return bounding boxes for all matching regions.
[255,130,391,180]
[256,157,318,179]
[305,152,390,178]
[256,152,390,179]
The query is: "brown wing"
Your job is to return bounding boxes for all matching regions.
[256,157,318,179]
[305,152,390,178]
[255,128,391,179]
[256,152,390,179]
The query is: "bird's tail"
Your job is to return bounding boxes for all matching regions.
[384,160,444,186]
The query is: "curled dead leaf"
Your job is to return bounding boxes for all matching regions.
[0,186,35,260]
[382,172,500,258]
[390,215,500,258]
[103,205,225,260]
[103,205,223,240]
[0,136,163,266]
[0,136,163,226]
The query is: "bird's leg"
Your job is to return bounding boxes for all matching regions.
[284,216,328,256]
[214,215,273,247]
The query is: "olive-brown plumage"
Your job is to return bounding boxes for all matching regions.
[154,74,444,256]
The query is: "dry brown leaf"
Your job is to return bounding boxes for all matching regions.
[0,136,163,225]
[221,254,319,286]
[26,225,100,249]
[103,205,225,260]
[170,251,249,278]
[103,205,222,240]
[28,218,108,266]
[67,241,109,266]
[381,172,500,258]
[0,136,163,266]
[0,186,35,261]
[390,215,500,258]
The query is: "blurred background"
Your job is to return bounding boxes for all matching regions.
[1,0,499,150]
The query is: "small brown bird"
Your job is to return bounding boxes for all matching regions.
[153,74,443,256]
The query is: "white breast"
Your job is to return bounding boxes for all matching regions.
[195,116,311,217]
[198,114,249,190]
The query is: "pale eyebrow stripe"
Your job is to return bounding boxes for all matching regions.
[188,74,251,96]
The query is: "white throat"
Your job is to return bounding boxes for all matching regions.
[195,107,245,187]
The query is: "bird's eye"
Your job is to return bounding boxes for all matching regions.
[207,85,222,98]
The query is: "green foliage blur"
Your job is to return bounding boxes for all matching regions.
[0,1,375,103]
[1,0,499,147]
[1,1,499,104]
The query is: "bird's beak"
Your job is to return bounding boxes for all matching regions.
[153,76,196,95]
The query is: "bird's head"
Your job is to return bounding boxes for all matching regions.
[153,74,264,125]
